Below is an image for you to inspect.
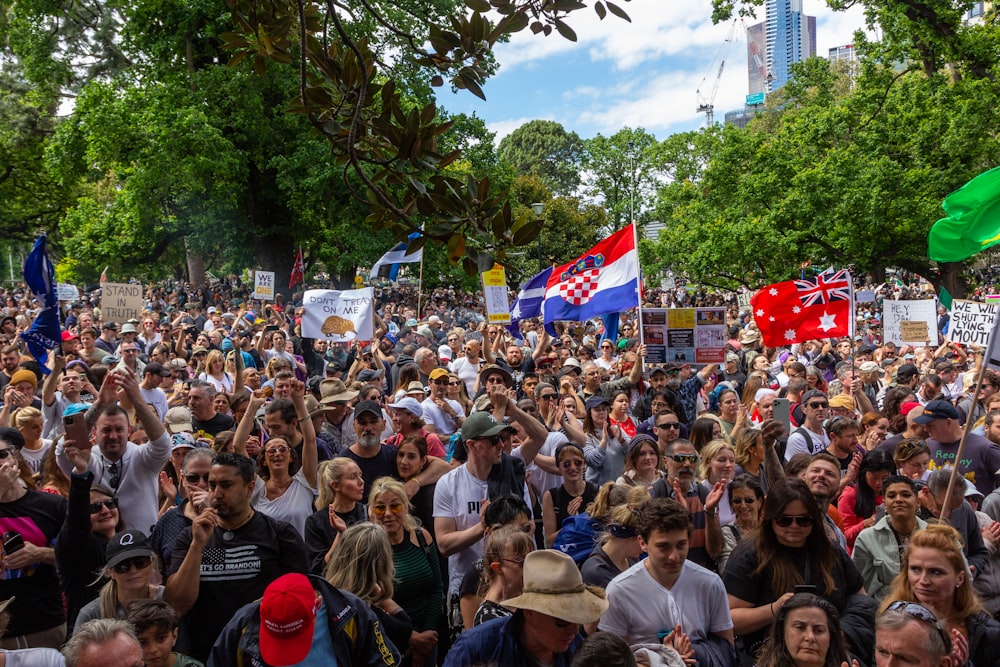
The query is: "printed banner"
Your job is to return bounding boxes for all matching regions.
[101,282,144,323]
[948,299,998,347]
[481,264,511,325]
[301,288,374,341]
[639,308,726,365]
[882,299,938,346]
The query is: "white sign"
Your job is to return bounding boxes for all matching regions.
[253,271,275,300]
[56,283,79,301]
[882,299,938,346]
[948,300,998,347]
[301,288,374,341]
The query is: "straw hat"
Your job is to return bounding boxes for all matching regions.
[501,550,608,624]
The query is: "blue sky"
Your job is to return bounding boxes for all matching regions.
[441,0,871,143]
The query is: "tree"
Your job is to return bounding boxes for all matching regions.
[580,127,659,232]
[497,120,583,196]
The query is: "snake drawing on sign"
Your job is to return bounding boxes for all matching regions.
[321,315,357,338]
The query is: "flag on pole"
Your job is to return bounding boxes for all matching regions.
[928,166,1000,263]
[542,224,639,326]
[288,247,305,289]
[99,266,108,284]
[938,285,953,310]
[750,268,854,346]
[600,312,620,344]
[506,267,552,339]
[21,235,61,373]
[370,233,422,279]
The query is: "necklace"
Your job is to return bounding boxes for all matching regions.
[266,476,293,500]
[222,510,254,542]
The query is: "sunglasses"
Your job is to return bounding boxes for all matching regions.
[885,601,952,653]
[89,498,119,514]
[112,555,152,574]
[656,422,680,430]
[431,379,449,385]
[560,459,584,469]
[774,515,814,528]
[448,381,461,387]
[538,394,557,401]
[668,454,698,464]
[0,449,13,460]
[184,473,210,484]
[731,497,756,505]
[372,501,405,516]
[807,402,829,409]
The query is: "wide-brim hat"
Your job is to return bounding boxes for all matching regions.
[478,364,512,387]
[502,550,608,624]
[319,378,358,405]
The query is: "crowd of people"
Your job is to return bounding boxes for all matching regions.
[0,271,996,666]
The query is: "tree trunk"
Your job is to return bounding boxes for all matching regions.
[869,266,886,284]
[939,262,967,299]
[185,237,206,289]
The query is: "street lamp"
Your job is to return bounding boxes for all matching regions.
[531,202,544,272]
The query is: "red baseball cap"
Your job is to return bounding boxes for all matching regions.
[899,401,922,416]
[61,330,78,341]
[259,574,318,665]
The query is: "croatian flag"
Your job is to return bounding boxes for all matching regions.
[370,233,422,279]
[542,224,639,325]
[506,267,552,339]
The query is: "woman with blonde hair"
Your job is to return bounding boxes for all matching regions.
[325,523,414,657]
[585,481,631,527]
[12,406,51,475]
[699,439,736,525]
[73,530,162,632]
[368,477,442,666]
[581,494,645,588]
[198,349,234,393]
[304,457,366,573]
[880,524,1000,665]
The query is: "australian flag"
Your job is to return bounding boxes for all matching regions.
[21,234,61,373]
[506,267,552,340]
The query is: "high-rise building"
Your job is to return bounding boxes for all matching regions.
[746,0,816,95]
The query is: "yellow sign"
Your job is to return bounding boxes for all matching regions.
[481,264,511,324]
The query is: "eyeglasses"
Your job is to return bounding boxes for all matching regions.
[266,446,290,455]
[560,459,584,469]
[89,498,119,514]
[184,473,210,484]
[111,555,152,574]
[668,454,698,464]
[807,402,829,409]
[774,514,814,528]
[372,501,405,516]
[502,557,525,566]
[656,422,680,430]
[885,601,952,653]
[0,449,13,460]
[731,497,756,505]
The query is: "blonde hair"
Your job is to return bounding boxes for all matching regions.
[324,523,394,604]
[315,457,359,509]
[586,482,630,521]
[12,406,42,429]
[368,477,419,532]
[699,439,735,479]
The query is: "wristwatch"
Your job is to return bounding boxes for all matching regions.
[705,507,718,518]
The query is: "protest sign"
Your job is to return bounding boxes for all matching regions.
[481,264,511,325]
[882,299,937,345]
[253,271,275,300]
[56,283,79,301]
[899,321,929,342]
[640,307,726,365]
[301,288,374,341]
[948,299,998,347]
[101,282,144,322]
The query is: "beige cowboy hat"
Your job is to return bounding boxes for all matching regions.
[501,550,608,625]
[319,378,358,405]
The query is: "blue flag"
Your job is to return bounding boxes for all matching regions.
[21,234,61,373]
[600,312,620,344]
[506,267,552,339]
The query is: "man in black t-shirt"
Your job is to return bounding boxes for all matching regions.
[164,453,308,662]
[188,380,235,440]
[343,400,398,504]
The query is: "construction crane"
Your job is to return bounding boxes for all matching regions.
[696,19,739,127]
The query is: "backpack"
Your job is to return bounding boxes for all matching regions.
[552,514,599,564]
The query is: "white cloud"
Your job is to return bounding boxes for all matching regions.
[486,116,549,144]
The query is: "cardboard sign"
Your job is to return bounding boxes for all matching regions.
[948,299,998,347]
[301,288,374,341]
[883,299,937,345]
[101,282,144,322]
[481,264,511,325]
[899,320,928,342]
[253,271,275,300]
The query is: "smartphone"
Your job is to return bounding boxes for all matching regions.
[794,584,818,594]
[63,412,90,447]
[773,397,791,432]
[2,531,24,554]
[264,325,279,333]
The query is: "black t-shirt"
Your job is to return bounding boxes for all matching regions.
[344,445,397,504]
[192,412,236,439]
[0,490,67,635]
[303,503,368,575]
[722,539,863,655]
[166,511,308,661]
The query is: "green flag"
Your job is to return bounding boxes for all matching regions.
[928,165,1000,263]
[938,286,953,310]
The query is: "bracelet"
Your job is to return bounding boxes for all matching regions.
[411,476,421,486]
[770,602,775,616]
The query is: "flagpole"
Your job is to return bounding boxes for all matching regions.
[631,221,644,347]
[939,359,988,524]
[416,250,425,319]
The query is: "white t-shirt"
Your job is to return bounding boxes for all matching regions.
[20,439,52,475]
[521,431,565,499]
[784,424,830,461]
[139,386,169,421]
[5,647,66,666]
[251,468,317,538]
[449,356,480,396]
[421,397,465,437]
[433,465,490,596]
[600,559,733,646]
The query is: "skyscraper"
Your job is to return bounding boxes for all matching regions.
[747,0,817,95]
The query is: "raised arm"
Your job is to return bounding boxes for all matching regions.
[291,380,317,489]
[233,392,267,458]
